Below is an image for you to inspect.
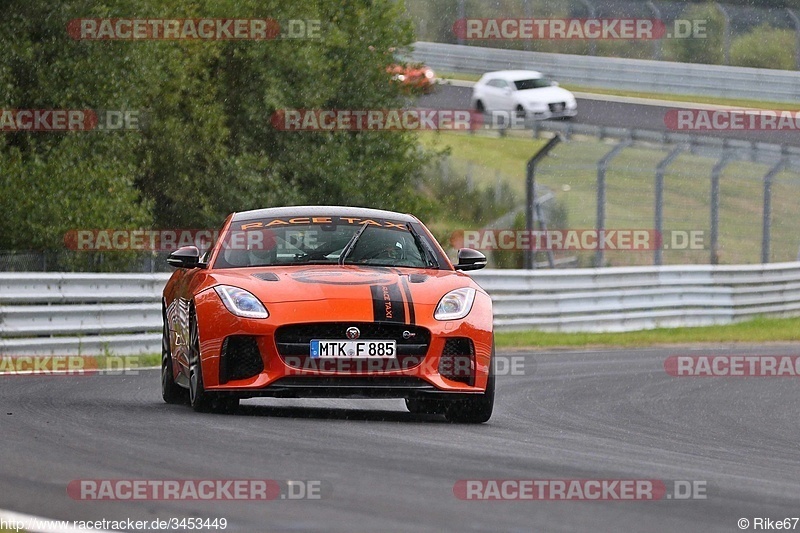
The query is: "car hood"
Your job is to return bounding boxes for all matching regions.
[517,86,574,103]
[204,265,480,306]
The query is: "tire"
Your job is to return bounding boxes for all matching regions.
[445,347,495,424]
[161,306,187,405]
[475,100,485,113]
[187,306,239,414]
[515,105,527,120]
[405,398,445,415]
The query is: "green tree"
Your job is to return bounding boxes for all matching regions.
[0,1,153,260]
[731,23,796,70]
[0,0,436,262]
[664,3,726,65]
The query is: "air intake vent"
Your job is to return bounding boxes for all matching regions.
[439,338,475,386]
[219,336,264,383]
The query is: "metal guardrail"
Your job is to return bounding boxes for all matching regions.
[411,41,800,102]
[2,265,800,354]
[0,273,169,356]
[471,262,800,331]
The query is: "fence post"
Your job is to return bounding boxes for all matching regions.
[456,0,466,46]
[716,2,731,66]
[525,135,562,270]
[761,157,786,264]
[654,145,684,265]
[710,153,732,265]
[523,0,533,52]
[788,9,800,71]
[595,139,631,267]
[577,0,597,57]
[646,1,663,60]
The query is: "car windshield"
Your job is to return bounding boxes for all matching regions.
[213,219,434,269]
[514,78,552,90]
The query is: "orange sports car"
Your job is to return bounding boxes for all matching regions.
[388,63,437,94]
[161,206,494,423]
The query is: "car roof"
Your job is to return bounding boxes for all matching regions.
[231,205,418,223]
[480,70,544,81]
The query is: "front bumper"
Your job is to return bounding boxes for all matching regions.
[210,376,483,400]
[526,102,578,120]
[193,290,494,397]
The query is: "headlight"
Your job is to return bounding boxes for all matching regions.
[214,285,269,319]
[396,74,406,81]
[435,288,476,321]
[424,69,435,79]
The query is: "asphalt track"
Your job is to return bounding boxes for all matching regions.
[2,345,800,532]
[419,85,800,147]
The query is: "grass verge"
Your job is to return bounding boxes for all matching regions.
[495,317,800,349]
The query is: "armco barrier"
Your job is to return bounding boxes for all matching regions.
[411,41,800,102]
[2,264,800,355]
[0,273,169,356]
[470,262,800,331]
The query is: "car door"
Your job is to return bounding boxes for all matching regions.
[480,79,508,111]
[491,79,515,112]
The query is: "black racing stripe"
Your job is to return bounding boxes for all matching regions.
[400,276,416,325]
[370,283,406,323]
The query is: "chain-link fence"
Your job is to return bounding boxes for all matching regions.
[428,123,800,268]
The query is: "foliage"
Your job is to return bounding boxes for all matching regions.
[0,0,435,258]
[731,23,796,70]
[664,3,726,65]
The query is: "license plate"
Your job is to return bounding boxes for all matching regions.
[310,340,396,359]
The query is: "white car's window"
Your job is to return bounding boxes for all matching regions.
[513,78,552,91]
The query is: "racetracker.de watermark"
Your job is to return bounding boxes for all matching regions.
[279,354,533,377]
[0,109,143,132]
[665,355,800,377]
[453,479,707,500]
[68,479,330,500]
[68,18,321,40]
[64,229,222,252]
[665,109,800,132]
[450,229,706,252]
[0,356,142,376]
[271,109,480,131]
[452,18,707,40]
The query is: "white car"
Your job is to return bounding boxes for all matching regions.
[471,70,577,120]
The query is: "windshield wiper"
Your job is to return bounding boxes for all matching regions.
[338,223,370,265]
[406,223,439,269]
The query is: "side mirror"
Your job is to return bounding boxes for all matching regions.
[503,87,513,95]
[551,81,560,87]
[167,245,203,269]
[454,248,487,271]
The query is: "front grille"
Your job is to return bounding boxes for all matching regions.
[219,336,264,383]
[274,322,430,372]
[439,338,475,386]
[549,102,566,113]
